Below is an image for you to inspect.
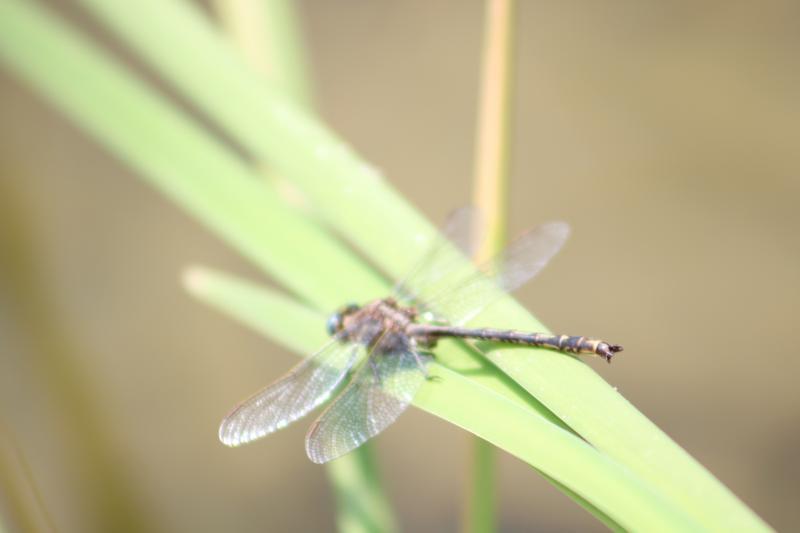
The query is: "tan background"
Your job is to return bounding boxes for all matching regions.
[1,1,799,531]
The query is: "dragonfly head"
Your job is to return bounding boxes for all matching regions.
[326,303,360,336]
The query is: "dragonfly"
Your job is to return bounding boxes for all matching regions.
[219,209,622,463]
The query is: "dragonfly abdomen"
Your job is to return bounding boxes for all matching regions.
[412,325,622,362]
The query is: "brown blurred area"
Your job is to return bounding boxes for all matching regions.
[1,1,799,531]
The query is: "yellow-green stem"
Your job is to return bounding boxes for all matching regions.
[466,0,515,532]
[465,438,496,533]
[472,0,514,256]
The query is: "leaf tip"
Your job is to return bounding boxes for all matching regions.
[182,265,211,294]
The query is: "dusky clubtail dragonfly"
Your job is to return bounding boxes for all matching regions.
[219,208,622,463]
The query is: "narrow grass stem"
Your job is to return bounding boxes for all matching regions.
[465,1,515,531]
[464,438,496,533]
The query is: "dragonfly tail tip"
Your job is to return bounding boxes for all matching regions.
[599,344,623,363]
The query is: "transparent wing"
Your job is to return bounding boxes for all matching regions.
[305,349,431,464]
[400,221,570,325]
[219,339,362,447]
[393,206,482,304]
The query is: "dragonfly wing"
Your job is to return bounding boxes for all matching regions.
[393,206,483,304]
[491,221,571,293]
[420,221,570,325]
[219,339,362,447]
[305,349,431,464]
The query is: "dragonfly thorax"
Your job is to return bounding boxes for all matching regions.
[328,298,424,354]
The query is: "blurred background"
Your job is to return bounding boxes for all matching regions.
[1,1,799,531]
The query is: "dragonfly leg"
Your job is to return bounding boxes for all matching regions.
[411,350,433,380]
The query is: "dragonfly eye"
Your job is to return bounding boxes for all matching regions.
[326,313,343,336]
